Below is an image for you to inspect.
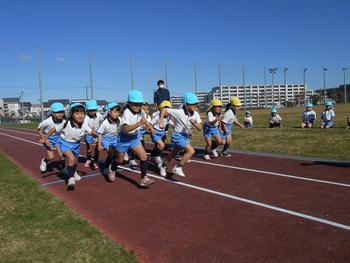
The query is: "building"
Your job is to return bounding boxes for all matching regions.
[208,84,316,108]
[2,98,21,117]
[171,91,210,108]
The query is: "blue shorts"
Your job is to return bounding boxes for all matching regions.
[303,120,314,126]
[219,124,232,140]
[150,128,166,143]
[171,131,191,150]
[42,133,60,150]
[322,121,333,128]
[244,122,252,127]
[59,138,80,158]
[101,135,117,150]
[203,123,221,138]
[117,132,141,153]
[85,131,99,144]
[138,129,146,138]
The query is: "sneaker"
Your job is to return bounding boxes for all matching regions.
[93,161,99,169]
[203,154,210,160]
[108,164,116,181]
[124,152,129,162]
[67,177,75,189]
[157,162,167,177]
[221,152,231,157]
[129,159,138,169]
[40,158,47,172]
[155,156,162,163]
[212,149,218,157]
[172,166,185,177]
[74,171,81,181]
[140,176,154,186]
[84,159,91,167]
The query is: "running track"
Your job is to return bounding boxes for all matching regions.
[1,126,350,262]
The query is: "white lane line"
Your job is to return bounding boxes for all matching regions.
[1,131,350,231]
[1,127,350,188]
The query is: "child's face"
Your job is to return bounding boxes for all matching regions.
[246,113,250,117]
[109,108,120,119]
[326,105,332,110]
[88,110,97,117]
[212,106,222,114]
[271,112,276,116]
[306,107,312,111]
[232,105,240,111]
[53,111,64,120]
[72,110,85,123]
[142,105,150,115]
[186,103,199,113]
[129,102,143,113]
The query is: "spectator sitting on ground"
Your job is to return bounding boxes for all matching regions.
[300,103,316,128]
[268,108,282,128]
[346,116,350,129]
[321,101,335,129]
[244,111,253,128]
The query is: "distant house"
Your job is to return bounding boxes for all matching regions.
[2,98,20,117]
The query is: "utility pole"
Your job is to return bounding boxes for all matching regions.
[36,46,44,121]
[89,50,94,99]
[303,67,308,105]
[242,64,246,109]
[268,68,278,108]
[218,64,222,101]
[194,61,198,96]
[264,66,267,108]
[284,67,288,107]
[86,86,89,100]
[343,67,348,104]
[130,55,134,90]
[323,67,328,104]
[165,57,169,89]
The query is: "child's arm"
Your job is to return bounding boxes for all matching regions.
[208,115,224,126]
[123,118,146,133]
[234,119,244,128]
[158,108,168,130]
[218,122,223,134]
[38,127,56,145]
[97,133,103,151]
[222,122,229,133]
[37,128,44,139]
[190,118,202,131]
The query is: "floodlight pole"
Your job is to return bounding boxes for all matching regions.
[343,67,348,104]
[130,55,134,90]
[89,50,94,99]
[268,68,278,108]
[242,64,246,109]
[264,66,267,108]
[303,67,308,105]
[36,46,44,121]
[323,67,328,104]
[284,67,288,107]
[218,64,222,101]
[194,61,198,96]
[165,57,169,89]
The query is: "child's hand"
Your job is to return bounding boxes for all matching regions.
[219,129,224,134]
[91,130,97,137]
[216,116,224,122]
[150,127,157,135]
[225,128,229,133]
[140,117,147,124]
[189,130,193,138]
[39,138,46,144]
[159,120,164,130]
[45,141,52,147]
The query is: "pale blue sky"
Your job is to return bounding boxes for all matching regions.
[1,0,349,103]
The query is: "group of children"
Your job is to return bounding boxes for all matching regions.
[37,87,345,190]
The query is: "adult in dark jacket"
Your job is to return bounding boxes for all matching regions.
[154,80,170,111]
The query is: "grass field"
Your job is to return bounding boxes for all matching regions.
[1,104,350,160]
[0,154,138,263]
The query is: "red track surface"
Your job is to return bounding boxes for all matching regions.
[1,127,350,262]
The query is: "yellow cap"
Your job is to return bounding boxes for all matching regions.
[230,97,242,106]
[210,99,223,107]
[159,100,172,110]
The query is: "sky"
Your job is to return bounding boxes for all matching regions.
[1,0,350,104]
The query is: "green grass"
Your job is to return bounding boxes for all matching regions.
[0,154,138,263]
[2,104,350,160]
[1,122,39,129]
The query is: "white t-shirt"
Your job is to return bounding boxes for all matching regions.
[167,108,202,134]
[302,110,316,122]
[140,114,152,130]
[244,116,253,124]
[121,107,147,135]
[151,111,173,130]
[321,109,335,121]
[84,112,104,130]
[38,116,64,135]
[56,119,92,143]
[98,117,121,137]
[222,109,237,125]
[206,111,221,127]
[268,114,282,122]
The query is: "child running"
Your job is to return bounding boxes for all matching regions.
[106,90,156,186]
[218,97,244,157]
[150,100,173,163]
[157,92,202,177]
[300,103,316,128]
[84,100,104,169]
[203,99,224,160]
[40,103,96,190]
[37,102,66,172]
[321,101,335,128]
[97,102,121,175]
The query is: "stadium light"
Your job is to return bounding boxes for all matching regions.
[268,68,278,108]
[323,67,328,104]
[343,67,348,104]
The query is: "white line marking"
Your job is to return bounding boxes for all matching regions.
[1,130,349,231]
[1,127,350,188]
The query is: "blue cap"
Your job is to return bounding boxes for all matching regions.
[271,108,277,113]
[105,102,119,111]
[246,111,251,114]
[51,102,65,112]
[182,92,199,104]
[325,101,333,106]
[85,100,98,110]
[306,103,313,107]
[128,90,145,103]
[69,102,85,111]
